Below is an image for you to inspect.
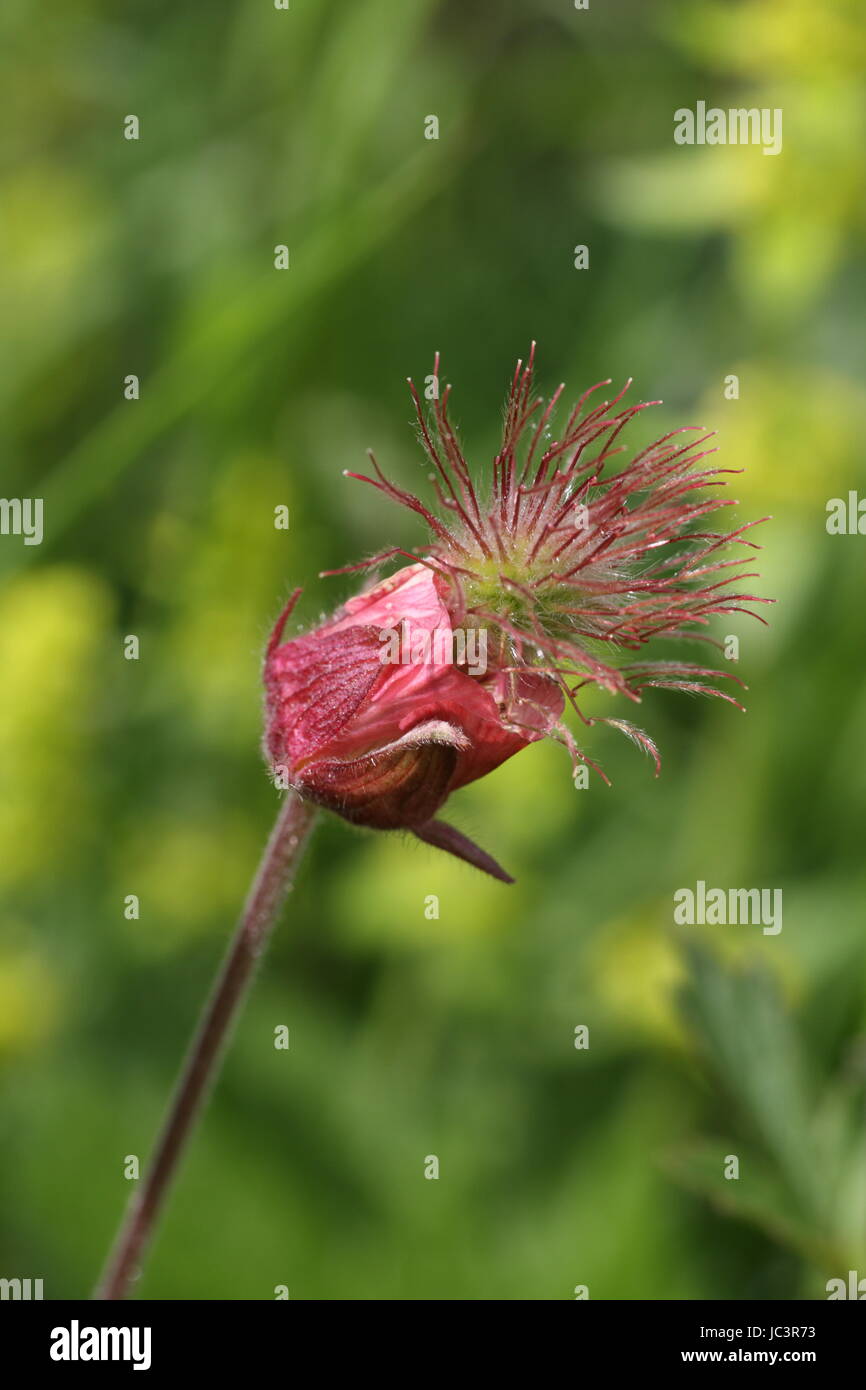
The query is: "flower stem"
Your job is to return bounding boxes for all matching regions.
[94,793,318,1301]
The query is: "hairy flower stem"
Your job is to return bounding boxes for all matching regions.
[94,793,318,1301]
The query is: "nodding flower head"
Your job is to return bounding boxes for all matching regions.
[264,346,771,881]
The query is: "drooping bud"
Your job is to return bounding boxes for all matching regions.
[263,565,562,880]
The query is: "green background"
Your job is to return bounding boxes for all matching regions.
[2,0,865,1299]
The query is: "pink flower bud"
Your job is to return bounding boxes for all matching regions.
[263,564,562,881]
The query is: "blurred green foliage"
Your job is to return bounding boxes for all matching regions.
[1,0,865,1299]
